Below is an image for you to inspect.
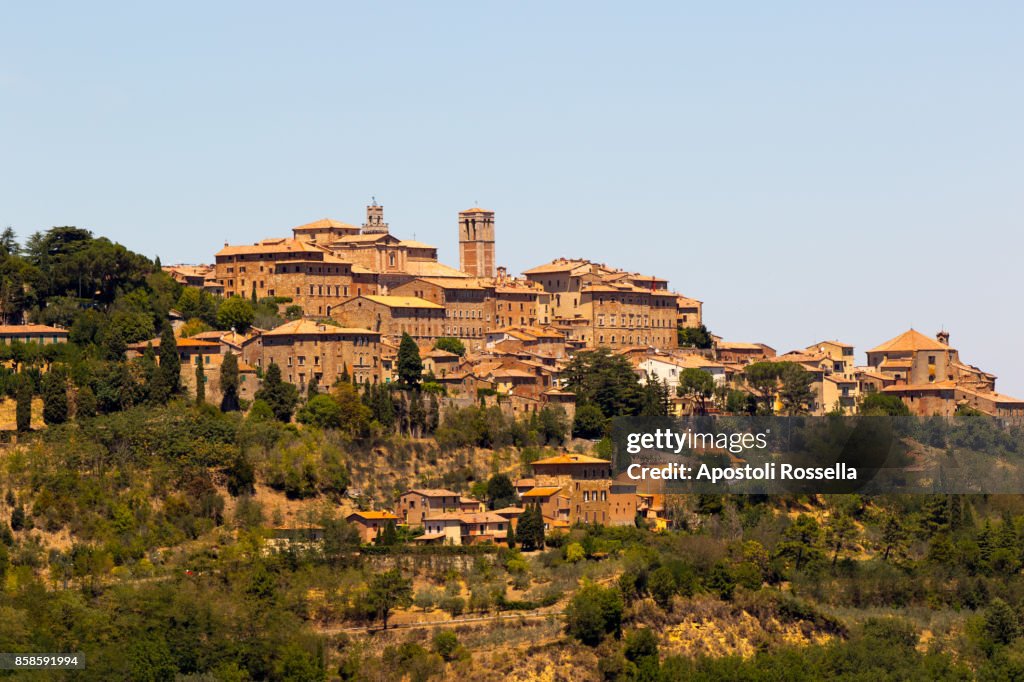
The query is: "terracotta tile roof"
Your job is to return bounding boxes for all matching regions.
[411,277,484,290]
[460,206,492,213]
[401,261,471,278]
[520,486,565,498]
[128,337,219,349]
[532,453,611,466]
[493,506,525,515]
[398,240,437,249]
[0,324,68,335]
[334,233,396,244]
[347,510,399,521]
[216,238,326,257]
[638,354,723,370]
[293,218,359,232]
[361,295,444,310]
[868,329,949,354]
[522,259,591,275]
[424,349,459,359]
[811,339,854,349]
[882,381,957,392]
[404,488,459,498]
[717,341,768,351]
[262,319,378,337]
[955,388,1024,405]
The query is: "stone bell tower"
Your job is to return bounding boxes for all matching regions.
[458,207,495,278]
[362,198,389,234]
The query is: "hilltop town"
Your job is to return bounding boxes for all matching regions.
[1,212,1023,679]
[156,201,1023,423]
[4,202,1022,545]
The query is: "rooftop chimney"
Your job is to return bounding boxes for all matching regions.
[936,330,950,346]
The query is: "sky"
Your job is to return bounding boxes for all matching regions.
[2,2,1022,393]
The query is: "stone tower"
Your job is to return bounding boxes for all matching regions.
[362,199,389,234]
[458,207,495,278]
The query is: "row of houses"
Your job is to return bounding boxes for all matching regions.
[345,452,668,546]
[632,329,1024,419]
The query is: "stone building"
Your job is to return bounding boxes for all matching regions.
[517,453,638,527]
[248,319,382,389]
[866,329,1024,419]
[522,258,681,350]
[396,488,461,527]
[390,277,490,349]
[332,295,445,344]
[346,510,400,544]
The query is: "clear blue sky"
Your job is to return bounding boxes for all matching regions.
[2,3,1022,393]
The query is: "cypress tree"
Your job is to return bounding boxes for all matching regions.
[42,369,68,425]
[15,379,32,432]
[158,326,181,398]
[220,352,240,412]
[195,354,206,405]
[397,332,422,389]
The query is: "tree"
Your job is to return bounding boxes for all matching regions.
[217,296,255,332]
[432,630,461,662]
[330,381,372,435]
[573,404,606,439]
[379,520,399,546]
[41,368,69,425]
[678,323,713,349]
[179,318,211,338]
[678,368,716,415]
[743,362,782,413]
[306,373,320,398]
[296,394,343,429]
[505,519,516,549]
[486,474,517,510]
[0,227,19,257]
[624,628,659,664]
[985,598,1020,647]
[648,566,677,609]
[75,385,97,420]
[778,362,814,415]
[860,392,911,416]
[157,326,181,399]
[254,362,299,423]
[564,349,642,418]
[881,514,905,562]
[433,337,466,357]
[826,513,856,568]
[366,569,413,630]
[195,354,206,405]
[220,352,240,412]
[10,505,25,531]
[517,506,545,551]
[565,584,624,646]
[776,514,823,572]
[15,379,32,432]
[641,374,670,416]
[397,333,423,388]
